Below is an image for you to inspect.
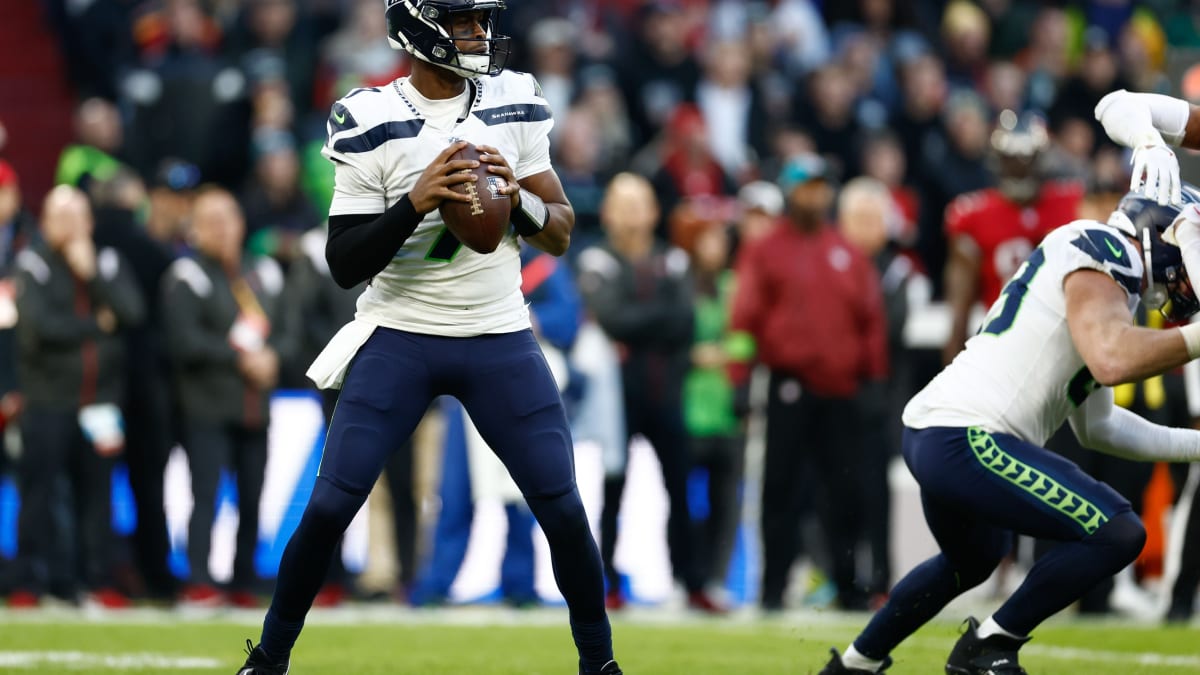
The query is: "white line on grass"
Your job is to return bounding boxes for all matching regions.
[0,651,221,669]
[1025,645,1200,668]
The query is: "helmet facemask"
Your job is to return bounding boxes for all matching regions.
[1142,225,1200,322]
[387,0,511,78]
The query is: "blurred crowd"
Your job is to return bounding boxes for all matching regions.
[1,0,1200,620]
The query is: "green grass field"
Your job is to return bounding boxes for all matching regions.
[0,607,1196,674]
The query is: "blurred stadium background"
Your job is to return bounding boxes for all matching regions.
[3,0,1200,672]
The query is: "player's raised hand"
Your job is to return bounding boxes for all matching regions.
[409,141,480,215]
[476,144,521,208]
[1131,142,1181,206]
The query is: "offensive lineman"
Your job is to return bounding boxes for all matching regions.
[238,1,620,673]
[818,180,1200,675]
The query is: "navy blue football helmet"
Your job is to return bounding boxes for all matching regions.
[386,0,511,78]
[1108,182,1200,321]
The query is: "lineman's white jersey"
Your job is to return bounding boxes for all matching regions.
[321,70,554,336]
[903,220,1143,446]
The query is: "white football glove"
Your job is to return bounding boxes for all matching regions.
[1130,141,1181,207]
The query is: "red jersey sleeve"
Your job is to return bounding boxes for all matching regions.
[944,190,984,241]
[1038,179,1085,238]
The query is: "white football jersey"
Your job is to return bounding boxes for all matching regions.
[321,70,554,337]
[904,220,1144,445]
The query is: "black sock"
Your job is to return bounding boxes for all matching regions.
[570,616,615,673]
[259,608,304,663]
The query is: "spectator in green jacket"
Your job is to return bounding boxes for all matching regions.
[670,198,744,593]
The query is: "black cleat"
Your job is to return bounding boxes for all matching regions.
[236,639,290,675]
[579,659,623,675]
[945,617,1029,674]
[818,647,892,674]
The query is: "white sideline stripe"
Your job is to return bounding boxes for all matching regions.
[1025,644,1200,668]
[0,651,220,669]
[778,624,1200,668]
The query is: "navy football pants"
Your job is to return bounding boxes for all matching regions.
[260,328,611,667]
[854,425,1146,658]
[320,328,576,498]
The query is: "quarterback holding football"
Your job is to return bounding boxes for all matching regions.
[237,2,620,673]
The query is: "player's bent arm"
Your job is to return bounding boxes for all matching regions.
[325,143,478,288]
[1096,89,1191,147]
[1069,387,1200,461]
[514,169,573,257]
[326,197,423,289]
[1064,268,1191,385]
[1181,104,1200,150]
[942,235,981,364]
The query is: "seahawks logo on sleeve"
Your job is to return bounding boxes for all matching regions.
[1069,228,1140,296]
[329,102,359,132]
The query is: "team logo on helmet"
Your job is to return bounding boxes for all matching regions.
[385,0,511,78]
[1111,182,1200,321]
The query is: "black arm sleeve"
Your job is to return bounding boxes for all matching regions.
[326,194,423,289]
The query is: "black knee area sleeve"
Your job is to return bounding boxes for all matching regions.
[305,476,368,534]
[526,488,589,542]
[1091,510,1147,563]
[953,555,1001,590]
[951,534,1013,590]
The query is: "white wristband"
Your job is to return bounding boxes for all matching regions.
[513,188,548,237]
[1180,322,1200,360]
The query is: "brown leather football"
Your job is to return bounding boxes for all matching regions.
[439,144,512,254]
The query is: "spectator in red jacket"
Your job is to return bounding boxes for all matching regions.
[729,154,888,611]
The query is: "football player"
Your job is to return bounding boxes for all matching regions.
[942,110,1084,362]
[819,184,1200,674]
[237,1,620,674]
[1094,88,1200,206]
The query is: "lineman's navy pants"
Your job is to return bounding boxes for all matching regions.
[854,425,1145,658]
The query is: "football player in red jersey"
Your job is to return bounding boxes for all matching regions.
[942,110,1084,363]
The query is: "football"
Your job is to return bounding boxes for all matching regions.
[439,144,512,254]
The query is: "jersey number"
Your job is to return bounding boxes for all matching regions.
[425,227,463,263]
[981,247,1046,336]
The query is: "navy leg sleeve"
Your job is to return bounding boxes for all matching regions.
[853,425,1134,659]
[260,477,365,660]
